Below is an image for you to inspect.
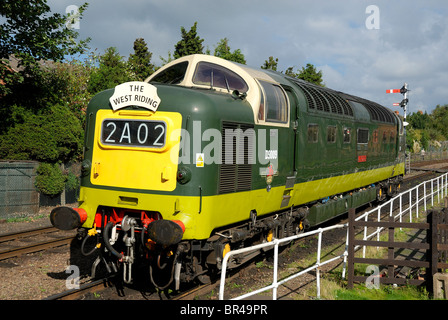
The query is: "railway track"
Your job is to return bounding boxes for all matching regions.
[0,226,75,261]
[44,277,115,300]
[4,160,448,300]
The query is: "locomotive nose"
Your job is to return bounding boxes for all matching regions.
[146,219,185,246]
[50,207,87,230]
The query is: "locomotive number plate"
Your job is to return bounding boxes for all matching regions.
[101,119,166,148]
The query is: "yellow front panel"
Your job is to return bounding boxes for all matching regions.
[91,110,182,191]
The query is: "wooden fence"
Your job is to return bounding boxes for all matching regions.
[347,205,448,292]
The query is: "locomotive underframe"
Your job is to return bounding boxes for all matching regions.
[78,174,402,290]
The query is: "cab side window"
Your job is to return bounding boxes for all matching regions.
[192,62,248,93]
[150,61,188,84]
[307,124,319,143]
[258,80,288,123]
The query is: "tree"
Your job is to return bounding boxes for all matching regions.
[408,111,430,130]
[0,0,89,95]
[0,0,91,132]
[174,22,204,59]
[261,56,278,71]
[88,47,132,94]
[128,38,155,81]
[431,105,448,138]
[0,1,89,61]
[297,63,325,87]
[284,66,299,78]
[213,38,246,64]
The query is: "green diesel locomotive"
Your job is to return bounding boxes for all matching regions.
[50,54,405,289]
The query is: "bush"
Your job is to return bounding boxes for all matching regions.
[0,104,83,162]
[35,163,66,196]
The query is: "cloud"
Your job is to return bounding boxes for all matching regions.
[47,0,448,113]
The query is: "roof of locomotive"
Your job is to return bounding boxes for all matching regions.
[146,54,397,125]
[146,54,282,125]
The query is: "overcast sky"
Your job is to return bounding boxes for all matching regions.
[48,0,448,115]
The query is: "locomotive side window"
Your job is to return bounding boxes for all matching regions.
[382,131,388,144]
[327,126,336,143]
[150,61,188,84]
[192,62,248,93]
[258,81,288,123]
[390,130,395,143]
[372,129,378,143]
[343,127,351,143]
[307,124,319,143]
[357,128,369,144]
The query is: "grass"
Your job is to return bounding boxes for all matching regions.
[335,283,429,300]
[4,213,47,223]
[314,212,433,300]
[252,210,436,300]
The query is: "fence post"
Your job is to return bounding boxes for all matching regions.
[347,208,356,289]
[424,183,427,213]
[387,213,395,283]
[431,180,434,207]
[416,187,419,218]
[272,240,279,300]
[316,230,322,299]
[428,209,438,294]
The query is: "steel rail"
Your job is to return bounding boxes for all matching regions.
[43,278,114,300]
[0,236,74,260]
[0,226,58,243]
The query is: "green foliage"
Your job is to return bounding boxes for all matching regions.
[335,284,429,300]
[0,0,89,101]
[213,38,246,64]
[431,104,448,139]
[0,1,90,62]
[262,56,325,87]
[159,51,175,66]
[35,163,66,196]
[0,56,93,136]
[0,0,91,132]
[286,63,325,87]
[174,22,204,59]
[407,111,430,130]
[406,106,448,152]
[0,59,23,96]
[128,38,155,81]
[65,172,80,191]
[0,104,83,163]
[53,56,95,124]
[261,56,279,71]
[88,47,133,94]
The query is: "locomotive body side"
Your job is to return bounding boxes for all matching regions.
[50,54,405,289]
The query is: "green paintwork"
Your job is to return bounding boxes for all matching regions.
[79,57,405,239]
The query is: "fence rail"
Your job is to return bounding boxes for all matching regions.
[409,150,448,163]
[347,208,430,288]
[218,223,348,300]
[219,171,448,300]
